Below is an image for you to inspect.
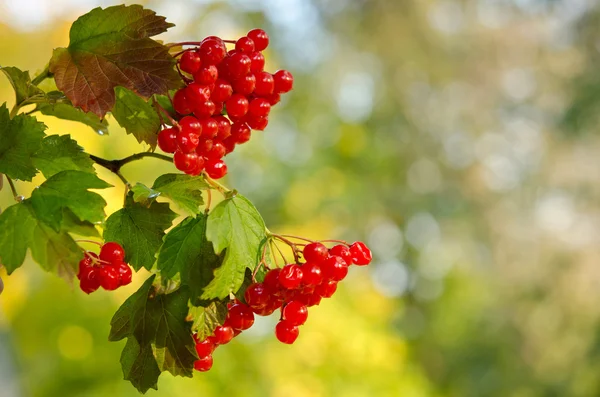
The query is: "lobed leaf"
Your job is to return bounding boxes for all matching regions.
[132,174,208,215]
[37,102,108,134]
[112,87,161,148]
[188,301,228,341]
[0,66,45,106]
[33,134,96,178]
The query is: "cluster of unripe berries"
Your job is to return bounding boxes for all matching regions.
[192,241,372,372]
[76,242,132,294]
[157,28,294,179]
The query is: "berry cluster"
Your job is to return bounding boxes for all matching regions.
[77,242,133,294]
[157,29,294,179]
[192,241,372,372]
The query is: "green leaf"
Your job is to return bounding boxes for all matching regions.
[157,216,223,300]
[203,195,267,300]
[0,203,37,273]
[0,103,46,181]
[112,87,161,147]
[110,276,196,393]
[30,170,111,231]
[153,93,176,124]
[37,103,108,134]
[0,66,45,106]
[49,5,181,117]
[61,208,100,238]
[188,301,228,341]
[104,197,177,270]
[132,174,208,215]
[33,134,95,178]
[30,221,82,280]
[131,183,160,207]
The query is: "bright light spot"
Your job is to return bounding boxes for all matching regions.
[336,72,375,123]
[428,1,464,34]
[57,325,93,360]
[502,68,536,101]
[535,192,575,233]
[407,158,442,194]
[405,212,441,249]
[368,220,404,260]
[482,154,520,191]
[444,132,474,169]
[371,261,410,298]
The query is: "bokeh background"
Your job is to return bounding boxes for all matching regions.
[2,0,600,396]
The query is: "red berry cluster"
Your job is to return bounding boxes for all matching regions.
[157,29,294,179]
[77,242,133,294]
[192,241,372,372]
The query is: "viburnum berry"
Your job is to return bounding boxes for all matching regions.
[275,320,299,344]
[302,262,324,287]
[99,266,120,291]
[248,98,271,118]
[244,282,270,309]
[194,355,213,372]
[77,256,92,280]
[231,121,251,144]
[279,264,304,290]
[303,242,329,263]
[213,325,234,345]
[173,89,192,115]
[249,51,265,73]
[214,115,231,139]
[177,128,200,153]
[222,136,236,154]
[225,93,249,118]
[226,303,255,330]
[263,268,282,292]
[349,241,372,266]
[196,139,213,156]
[158,128,178,153]
[205,158,227,179]
[199,38,227,65]
[193,65,218,85]
[179,116,203,136]
[330,244,352,265]
[315,280,337,298]
[206,142,226,160]
[174,151,200,173]
[282,301,308,326]
[227,52,252,78]
[195,338,215,358]
[273,70,294,93]
[235,36,255,53]
[322,256,349,282]
[115,262,132,286]
[79,267,100,294]
[254,71,275,96]
[267,93,281,106]
[193,101,216,119]
[186,83,212,104]
[246,115,269,131]
[211,79,233,102]
[179,50,202,74]
[247,28,269,51]
[199,118,218,139]
[232,73,256,96]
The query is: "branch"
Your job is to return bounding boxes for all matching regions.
[6,176,23,202]
[90,152,173,184]
[31,65,51,86]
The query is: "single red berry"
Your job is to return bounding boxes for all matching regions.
[330,245,352,265]
[303,242,329,263]
[211,80,233,103]
[193,101,216,119]
[227,53,252,78]
[199,38,227,65]
[248,98,271,118]
[199,117,218,139]
[100,242,124,264]
[235,36,255,53]
[77,256,92,280]
[187,156,205,176]
[179,50,202,74]
[263,268,282,292]
[227,303,255,330]
[232,73,256,96]
[273,70,294,93]
[196,139,213,156]
[254,72,275,96]
[244,282,269,309]
[349,241,372,266]
[275,320,299,344]
[214,101,224,115]
[158,128,179,153]
[267,93,281,106]
[205,158,227,179]
[194,355,213,372]
[222,136,236,154]
[231,121,251,144]
[282,301,308,326]
[115,262,132,286]
[249,51,265,73]
[79,267,100,294]
[174,151,200,173]
[99,266,120,291]
[193,64,218,85]
[179,116,203,137]
[173,89,192,115]
[315,280,338,298]
[206,142,226,160]
[195,338,215,358]
[214,115,231,139]
[302,262,323,287]
[213,325,234,345]
[322,256,349,282]
[225,94,249,118]
[300,292,322,307]
[186,83,212,104]
[279,264,304,290]
[247,29,269,51]
[177,128,200,153]
[246,115,269,131]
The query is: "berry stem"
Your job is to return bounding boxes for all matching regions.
[5,176,23,202]
[269,234,302,263]
[152,98,179,126]
[205,189,212,214]
[269,240,280,267]
[202,172,232,194]
[31,65,51,86]
[167,41,203,48]
[75,239,103,247]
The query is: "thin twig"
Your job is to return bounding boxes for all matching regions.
[6,177,22,202]
[205,190,212,214]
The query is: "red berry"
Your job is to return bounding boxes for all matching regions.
[177,128,200,153]
[244,282,269,309]
[316,280,337,298]
[196,139,213,156]
[173,89,192,115]
[247,29,269,51]
[322,256,348,282]
[179,116,203,137]
[303,242,329,263]
[254,72,275,96]
[279,264,304,290]
[193,101,216,119]
[248,98,271,118]
[195,338,215,358]
[227,303,255,330]
[222,136,236,154]
[214,101,224,115]
[349,241,372,266]
[99,266,120,291]
[282,301,308,326]
[199,38,227,65]
[231,121,251,144]
[187,156,205,176]
[275,320,299,344]
[214,115,231,140]
[263,268,282,292]
[213,325,234,345]
[194,355,213,372]
[158,128,178,153]
[300,292,322,307]
[174,151,200,173]
[115,262,132,286]
[227,53,252,78]
[301,262,323,287]
[193,64,218,85]
[273,70,294,93]
[77,257,92,280]
[206,142,226,160]
[79,267,100,294]
[211,79,233,102]
[232,74,256,96]
[205,158,227,179]
[226,94,249,118]
[267,93,281,106]
[249,51,265,73]
[246,115,268,131]
[179,50,202,74]
[199,117,219,139]
[235,36,255,53]
[329,245,352,265]
[186,83,212,104]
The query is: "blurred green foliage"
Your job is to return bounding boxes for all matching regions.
[1,0,600,396]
